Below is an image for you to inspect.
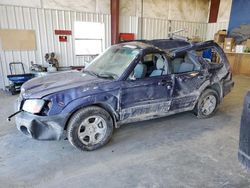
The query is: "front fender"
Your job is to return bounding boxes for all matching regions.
[60,92,119,117]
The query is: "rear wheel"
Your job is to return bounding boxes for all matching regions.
[67,106,114,151]
[194,89,219,119]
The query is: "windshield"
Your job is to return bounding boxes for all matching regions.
[84,45,140,79]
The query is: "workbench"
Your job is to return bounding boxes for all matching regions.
[226,52,250,76]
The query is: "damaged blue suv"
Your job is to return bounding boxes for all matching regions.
[10,39,234,151]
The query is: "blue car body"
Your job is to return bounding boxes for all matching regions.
[14,39,234,140]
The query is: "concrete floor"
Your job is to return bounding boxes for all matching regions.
[1,75,250,188]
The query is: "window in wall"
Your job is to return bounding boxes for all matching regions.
[74,21,105,56]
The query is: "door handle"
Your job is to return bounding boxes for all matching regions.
[158,80,172,88]
[158,80,167,86]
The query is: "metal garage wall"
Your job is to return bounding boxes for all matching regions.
[0,5,111,89]
[170,20,208,41]
[120,17,208,41]
[140,17,169,40]
[0,5,227,90]
[206,22,229,40]
[119,16,139,36]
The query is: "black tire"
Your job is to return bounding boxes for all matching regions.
[194,89,219,119]
[9,85,16,95]
[67,106,113,151]
[67,106,114,151]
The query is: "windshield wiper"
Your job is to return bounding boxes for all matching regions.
[83,70,99,77]
[83,70,118,80]
[97,72,118,80]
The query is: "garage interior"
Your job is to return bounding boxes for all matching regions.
[1,0,250,187]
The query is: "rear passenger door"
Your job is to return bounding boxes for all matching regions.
[170,51,207,110]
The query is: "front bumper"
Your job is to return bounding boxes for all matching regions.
[15,111,68,140]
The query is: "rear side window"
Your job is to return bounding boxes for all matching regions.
[170,51,201,74]
[195,47,222,64]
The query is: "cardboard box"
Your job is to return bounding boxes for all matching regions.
[214,30,227,43]
[214,33,226,43]
[218,30,227,35]
[224,38,235,45]
[235,45,246,53]
[224,38,235,52]
[232,47,236,53]
[218,42,224,49]
[224,45,232,52]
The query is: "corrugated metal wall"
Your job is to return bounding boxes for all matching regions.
[0,4,229,90]
[140,17,169,40]
[119,16,139,36]
[206,22,229,40]
[0,5,111,89]
[120,17,208,41]
[170,20,208,41]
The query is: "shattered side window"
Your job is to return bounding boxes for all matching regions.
[196,48,222,64]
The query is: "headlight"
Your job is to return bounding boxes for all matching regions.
[22,99,45,114]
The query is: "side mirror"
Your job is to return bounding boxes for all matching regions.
[130,74,136,81]
[128,71,136,81]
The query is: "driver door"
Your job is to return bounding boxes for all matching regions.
[120,53,174,121]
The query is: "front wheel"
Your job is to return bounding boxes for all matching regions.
[67,106,114,151]
[9,85,16,95]
[194,89,219,119]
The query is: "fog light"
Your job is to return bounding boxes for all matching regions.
[20,126,30,136]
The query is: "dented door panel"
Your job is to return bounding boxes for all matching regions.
[120,75,174,121]
[171,71,207,110]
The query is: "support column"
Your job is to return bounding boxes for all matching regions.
[209,0,220,23]
[111,0,119,45]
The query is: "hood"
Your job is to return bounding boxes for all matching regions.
[21,71,107,98]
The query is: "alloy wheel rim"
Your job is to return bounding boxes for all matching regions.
[78,115,107,145]
[201,95,217,116]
